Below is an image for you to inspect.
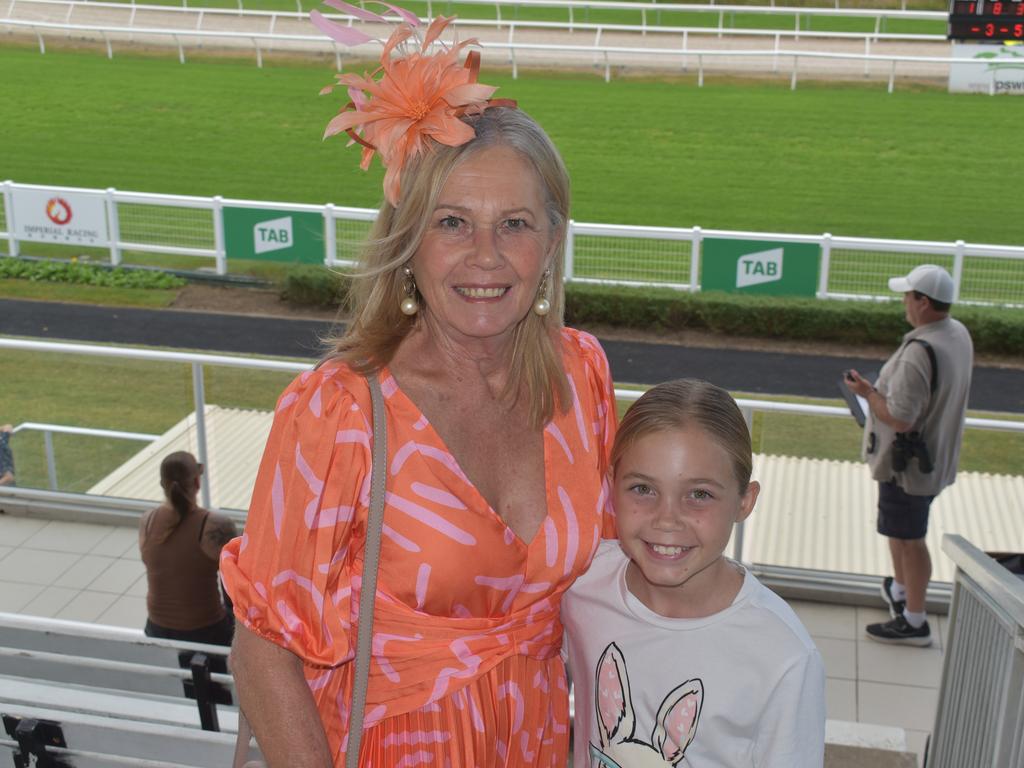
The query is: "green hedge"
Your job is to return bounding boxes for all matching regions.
[280,265,351,308]
[278,266,1024,356]
[565,283,1023,356]
[0,259,186,290]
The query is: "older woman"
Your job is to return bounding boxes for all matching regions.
[220,17,616,767]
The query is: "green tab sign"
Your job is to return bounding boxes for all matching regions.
[701,238,820,297]
[223,207,324,264]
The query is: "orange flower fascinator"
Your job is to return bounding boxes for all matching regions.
[313,1,514,206]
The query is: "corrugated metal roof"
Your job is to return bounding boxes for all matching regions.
[746,455,1024,582]
[89,409,1023,582]
[88,406,272,512]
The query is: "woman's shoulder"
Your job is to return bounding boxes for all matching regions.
[275,360,372,420]
[560,326,604,356]
[560,327,610,375]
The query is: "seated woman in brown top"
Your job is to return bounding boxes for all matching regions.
[139,451,238,646]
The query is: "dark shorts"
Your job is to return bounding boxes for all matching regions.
[144,612,234,646]
[877,480,934,540]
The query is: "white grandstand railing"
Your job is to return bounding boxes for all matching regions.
[4,180,1024,305]
[12,422,159,492]
[2,337,1022,563]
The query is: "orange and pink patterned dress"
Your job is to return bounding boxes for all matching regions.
[221,328,616,767]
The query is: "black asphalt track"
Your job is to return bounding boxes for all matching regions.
[2,298,1021,413]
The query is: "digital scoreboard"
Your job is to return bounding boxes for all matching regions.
[948,0,1024,41]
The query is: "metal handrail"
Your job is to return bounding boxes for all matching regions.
[13,422,159,441]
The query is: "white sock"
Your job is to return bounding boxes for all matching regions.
[903,609,927,629]
[891,580,907,602]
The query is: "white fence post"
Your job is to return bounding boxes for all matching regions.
[106,187,122,267]
[952,240,965,303]
[324,203,336,266]
[818,232,832,299]
[191,363,213,510]
[2,180,19,257]
[564,220,575,281]
[213,195,227,275]
[689,226,702,292]
[43,430,59,491]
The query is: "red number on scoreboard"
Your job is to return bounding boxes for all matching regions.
[993,2,1003,13]
[1016,22,1024,36]
[969,2,976,11]
[985,21,995,34]
[1017,3,1024,15]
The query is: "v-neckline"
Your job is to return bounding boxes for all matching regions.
[381,366,553,549]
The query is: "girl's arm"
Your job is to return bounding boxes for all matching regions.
[230,624,333,768]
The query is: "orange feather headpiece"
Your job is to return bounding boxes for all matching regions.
[313,2,514,206]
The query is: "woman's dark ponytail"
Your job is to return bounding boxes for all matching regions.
[158,451,200,542]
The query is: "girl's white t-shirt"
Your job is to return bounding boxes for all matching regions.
[563,540,826,768]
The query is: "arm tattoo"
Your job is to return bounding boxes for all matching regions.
[205,517,238,549]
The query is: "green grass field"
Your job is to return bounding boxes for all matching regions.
[2,46,1023,248]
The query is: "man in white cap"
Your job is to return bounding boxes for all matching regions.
[845,264,973,646]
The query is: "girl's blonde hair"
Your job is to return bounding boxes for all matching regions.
[611,379,753,491]
[324,107,571,428]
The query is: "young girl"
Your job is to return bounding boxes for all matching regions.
[563,379,825,767]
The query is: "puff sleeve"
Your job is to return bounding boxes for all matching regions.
[220,365,371,668]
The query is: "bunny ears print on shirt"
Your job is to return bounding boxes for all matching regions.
[311,1,515,206]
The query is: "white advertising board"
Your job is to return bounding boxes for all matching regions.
[949,42,1024,95]
[11,187,109,245]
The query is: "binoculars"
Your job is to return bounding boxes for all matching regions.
[891,431,934,474]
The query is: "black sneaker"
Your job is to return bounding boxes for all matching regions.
[866,615,932,647]
[880,576,906,618]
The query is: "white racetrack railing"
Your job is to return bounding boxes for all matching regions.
[19,0,952,23]
[0,16,966,86]
[0,0,953,83]
[2,17,966,84]
[4,179,1024,305]
[2,0,950,38]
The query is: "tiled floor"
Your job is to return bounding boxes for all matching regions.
[0,514,942,766]
[790,600,945,764]
[0,515,147,627]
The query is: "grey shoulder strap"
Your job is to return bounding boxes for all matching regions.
[346,372,387,768]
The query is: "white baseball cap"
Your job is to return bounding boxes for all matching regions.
[888,264,954,304]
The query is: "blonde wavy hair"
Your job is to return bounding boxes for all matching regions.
[325,107,572,428]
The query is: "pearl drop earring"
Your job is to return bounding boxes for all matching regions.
[533,269,551,316]
[400,266,419,316]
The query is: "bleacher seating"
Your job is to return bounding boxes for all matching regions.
[0,612,261,767]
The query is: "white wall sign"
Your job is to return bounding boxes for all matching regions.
[11,187,109,245]
[949,43,1024,95]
